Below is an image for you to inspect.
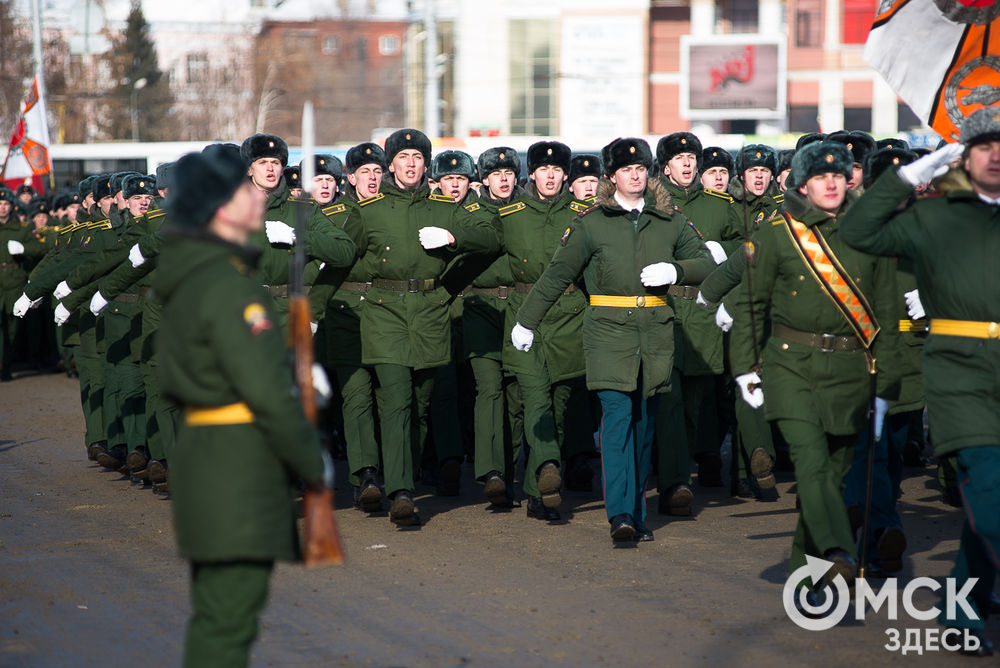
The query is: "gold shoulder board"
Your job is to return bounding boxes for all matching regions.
[428,193,455,203]
[358,193,385,207]
[499,202,526,216]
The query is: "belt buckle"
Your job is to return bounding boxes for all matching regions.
[497,286,509,299]
[819,333,836,352]
[636,295,646,307]
[407,278,419,293]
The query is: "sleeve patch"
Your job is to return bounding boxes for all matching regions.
[243,302,273,336]
[560,226,573,245]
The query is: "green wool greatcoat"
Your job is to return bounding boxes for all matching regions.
[517,179,716,397]
[156,232,324,562]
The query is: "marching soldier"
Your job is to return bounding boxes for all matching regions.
[699,147,733,193]
[338,129,500,526]
[568,154,601,202]
[827,130,876,191]
[730,141,902,597]
[840,111,997,653]
[1,187,45,380]
[513,137,715,542]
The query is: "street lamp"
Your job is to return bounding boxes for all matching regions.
[130,77,147,142]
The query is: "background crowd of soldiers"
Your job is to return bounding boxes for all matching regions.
[0,127,956,551]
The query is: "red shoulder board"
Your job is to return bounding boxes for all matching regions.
[578,204,599,217]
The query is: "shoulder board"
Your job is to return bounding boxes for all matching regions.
[463,202,481,212]
[358,193,385,207]
[569,201,589,213]
[428,193,456,204]
[88,219,112,230]
[322,203,347,215]
[773,194,784,204]
[705,189,734,202]
[498,202,526,217]
[146,208,166,220]
[771,214,787,226]
[59,222,81,235]
[577,204,600,217]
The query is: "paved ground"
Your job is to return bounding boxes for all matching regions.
[0,371,996,666]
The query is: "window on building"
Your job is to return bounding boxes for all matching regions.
[843,0,877,44]
[323,36,339,54]
[795,0,822,46]
[844,106,872,131]
[378,34,399,55]
[723,0,759,33]
[789,105,820,133]
[508,19,556,135]
[356,37,369,61]
[187,53,208,85]
[898,103,922,131]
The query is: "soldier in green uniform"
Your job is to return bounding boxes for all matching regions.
[499,140,594,519]
[729,141,901,597]
[339,129,500,526]
[840,111,998,654]
[699,146,733,193]
[568,153,601,202]
[827,130,875,191]
[283,165,302,199]
[311,144,386,512]
[514,137,716,542]
[653,132,736,511]
[156,145,330,667]
[2,187,46,380]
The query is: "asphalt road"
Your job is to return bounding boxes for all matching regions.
[0,371,995,666]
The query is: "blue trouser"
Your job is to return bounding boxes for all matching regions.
[844,413,905,557]
[597,386,658,526]
[938,445,1000,630]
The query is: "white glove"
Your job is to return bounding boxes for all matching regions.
[53,280,72,300]
[128,243,146,268]
[736,372,764,409]
[904,289,925,320]
[12,292,40,317]
[53,303,71,326]
[418,226,452,250]
[898,142,964,187]
[7,240,24,255]
[715,303,733,332]
[321,449,335,489]
[873,397,890,440]
[639,262,678,287]
[90,291,109,315]
[310,321,318,335]
[265,220,296,245]
[511,322,534,352]
[696,291,712,308]
[312,362,332,402]
[704,240,728,265]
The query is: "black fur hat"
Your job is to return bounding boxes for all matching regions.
[601,138,653,176]
[960,105,1000,145]
[123,174,158,199]
[791,141,853,187]
[863,147,917,189]
[168,146,249,228]
[876,138,909,151]
[240,133,288,167]
[155,162,175,191]
[0,187,14,204]
[431,150,476,180]
[78,176,96,199]
[656,132,702,169]
[345,142,387,172]
[92,174,113,201]
[527,141,571,173]
[283,166,301,190]
[737,144,777,174]
[384,128,432,164]
[110,171,140,195]
[795,132,826,150]
[477,147,521,179]
[16,184,35,198]
[777,149,796,175]
[569,153,602,183]
[700,146,734,174]
[309,154,344,179]
[827,130,876,165]
[27,198,48,218]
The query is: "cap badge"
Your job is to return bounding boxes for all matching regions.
[547,148,553,156]
[139,181,145,188]
[629,146,636,154]
[268,141,275,148]
[365,148,372,155]
[451,158,457,165]
[405,133,411,140]
[681,138,687,144]
[755,151,762,158]
[583,159,589,167]
[499,152,506,159]
[847,142,853,150]
[825,154,834,163]
[892,157,900,165]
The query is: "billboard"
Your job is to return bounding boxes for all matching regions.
[680,35,786,120]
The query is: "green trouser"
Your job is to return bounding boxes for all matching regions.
[654,371,692,491]
[469,356,523,482]
[0,303,18,374]
[553,376,594,461]
[334,364,379,487]
[374,364,435,497]
[777,419,856,584]
[184,560,273,668]
[734,395,776,477]
[429,359,465,465]
[938,453,959,490]
[515,367,565,497]
[683,373,725,458]
[103,309,145,451]
[76,312,105,446]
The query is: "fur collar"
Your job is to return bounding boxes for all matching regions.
[595,176,673,214]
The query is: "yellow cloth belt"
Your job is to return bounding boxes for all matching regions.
[898,319,927,333]
[185,401,255,427]
[589,295,667,308]
[929,319,1000,339]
